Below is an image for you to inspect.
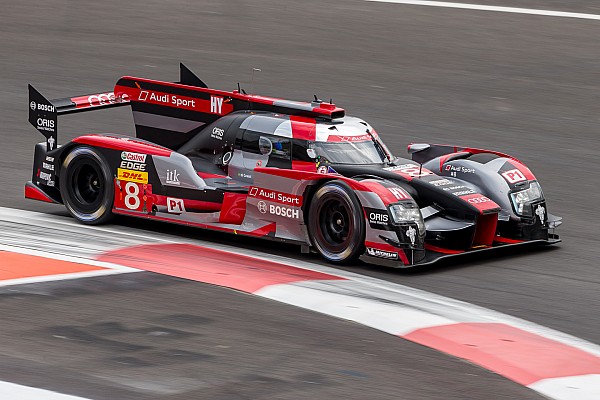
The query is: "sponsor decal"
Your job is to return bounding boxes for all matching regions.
[535,204,546,224]
[502,168,527,184]
[388,187,410,200]
[443,185,467,191]
[167,197,185,214]
[317,165,328,174]
[120,161,146,171]
[257,200,267,214]
[249,187,302,206]
[328,134,372,142]
[269,204,300,219]
[210,96,223,114]
[165,169,180,185]
[31,102,54,112]
[445,164,475,175]
[138,90,197,108]
[452,189,476,196]
[406,226,417,245]
[459,193,499,212]
[37,118,55,132]
[238,172,252,179]
[117,168,148,184]
[384,163,432,178]
[47,136,55,150]
[366,247,399,260]
[365,208,391,230]
[429,178,453,187]
[88,92,115,106]
[466,195,492,204]
[38,169,55,187]
[211,127,224,140]
[256,160,262,168]
[42,162,54,171]
[45,156,54,162]
[121,151,147,163]
[122,181,144,211]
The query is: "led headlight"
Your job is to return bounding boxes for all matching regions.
[510,181,543,216]
[389,203,425,234]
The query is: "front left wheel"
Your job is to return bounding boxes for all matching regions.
[59,146,114,225]
[307,180,365,263]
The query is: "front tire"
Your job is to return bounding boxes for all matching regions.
[59,146,114,225]
[308,180,365,263]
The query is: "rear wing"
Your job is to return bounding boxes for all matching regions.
[28,84,130,152]
[29,63,346,152]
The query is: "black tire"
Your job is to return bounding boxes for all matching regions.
[59,146,114,225]
[308,180,365,263]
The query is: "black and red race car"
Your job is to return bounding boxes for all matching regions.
[26,64,561,267]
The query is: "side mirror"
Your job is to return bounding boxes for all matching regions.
[306,148,317,159]
[407,143,430,154]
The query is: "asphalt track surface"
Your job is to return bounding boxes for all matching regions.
[1,0,599,398]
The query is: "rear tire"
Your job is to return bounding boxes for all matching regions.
[59,146,114,225]
[308,180,365,263]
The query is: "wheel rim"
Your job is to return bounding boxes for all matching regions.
[71,162,103,209]
[317,196,354,252]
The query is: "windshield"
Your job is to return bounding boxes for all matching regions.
[312,140,389,164]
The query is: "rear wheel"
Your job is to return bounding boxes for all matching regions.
[59,146,114,225]
[308,180,365,263]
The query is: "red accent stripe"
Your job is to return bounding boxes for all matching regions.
[403,323,600,385]
[439,151,471,172]
[96,243,344,293]
[507,160,536,181]
[425,244,464,254]
[197,171,228,179]
[24,182,56,203]
[72,134,172,157]
[152,195,222,212]
[494,236,524,244]
[289,116,317,141]
[291,160,317,172]
[218,192,247,224]
[473,213,498,246]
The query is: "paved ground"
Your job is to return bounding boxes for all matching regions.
[1,0,599,398]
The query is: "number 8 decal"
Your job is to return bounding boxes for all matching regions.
[124,182,141,210]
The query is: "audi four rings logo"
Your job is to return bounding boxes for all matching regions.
[88,92,115,106]
[468,196,491,204]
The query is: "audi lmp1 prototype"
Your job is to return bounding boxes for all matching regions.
[26,64,561,267]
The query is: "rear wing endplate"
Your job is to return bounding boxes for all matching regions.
[28,84,130,151]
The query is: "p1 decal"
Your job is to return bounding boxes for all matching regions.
[117,168,148,184]
[167,197,186,214]
[502,169,527,184]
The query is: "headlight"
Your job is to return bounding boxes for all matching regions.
[389,203,425,234]
[510,181,543,216]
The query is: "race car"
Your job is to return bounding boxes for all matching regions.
[26,64,561,267]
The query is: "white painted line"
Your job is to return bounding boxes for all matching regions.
[257,282,456,335]
[364,0,600,21]
[528,374,600,400]
[0,381,91,400]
